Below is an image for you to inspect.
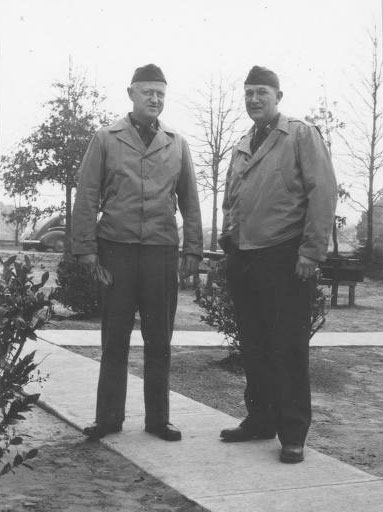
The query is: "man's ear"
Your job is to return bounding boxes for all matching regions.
[276,90,283,103]
[127,86,134,101]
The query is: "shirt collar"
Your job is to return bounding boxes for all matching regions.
[108,115,177,135]
[253,113,281,135]
[129,113,158,131]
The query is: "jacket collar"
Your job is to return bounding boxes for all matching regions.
[108,116,176,155]
[238,113,289,172]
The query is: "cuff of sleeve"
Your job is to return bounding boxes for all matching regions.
[298,246,326,262]
[182,251,203,261]
[182,243,203,259]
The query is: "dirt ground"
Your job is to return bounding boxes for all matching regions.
[6,344,383,512]
[68,344,383,480]
[1,250,383,510]
[47,277,382,332]
[0,408,205,512]
[320,278,383,332]
[2,248,382,332]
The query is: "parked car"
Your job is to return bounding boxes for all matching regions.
[21,214,66,252]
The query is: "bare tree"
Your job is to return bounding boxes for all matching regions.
[305,95,348,256]
[340,31,383,263]
[191,78,242,251]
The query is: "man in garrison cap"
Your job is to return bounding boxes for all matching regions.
[72,64,203,442]
[219,66,337,463]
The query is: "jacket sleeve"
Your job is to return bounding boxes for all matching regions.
[297,124,338,261]
[71,132,105,255]
[176,137,203,258]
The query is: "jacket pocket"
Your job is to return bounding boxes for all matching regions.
[276,168,292,194]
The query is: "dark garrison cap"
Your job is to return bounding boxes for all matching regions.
[131,64,167,84]
[244,66,280,89]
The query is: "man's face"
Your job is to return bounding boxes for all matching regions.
[244,84,282,125]
[128,81,166,124]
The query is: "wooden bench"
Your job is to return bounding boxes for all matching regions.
[318,278,358,306]
[319,257,364,307]
[178,250,224,290]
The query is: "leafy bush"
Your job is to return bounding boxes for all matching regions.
[197,257,327,357]
[53,257,99,318]
[0,255,52,476]
[197,259,240,356]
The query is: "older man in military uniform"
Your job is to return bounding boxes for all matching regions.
[72,64,203,442]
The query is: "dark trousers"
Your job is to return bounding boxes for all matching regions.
[95,240,178,429]
[226,238,313,446]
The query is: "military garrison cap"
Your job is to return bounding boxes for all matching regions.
[244,66,280,89]
[131,64,167,84]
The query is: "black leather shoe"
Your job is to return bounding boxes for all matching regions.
[145,423,182,441]
[83,422,122,440]
[220,425,276,442]
[280,444,304,463]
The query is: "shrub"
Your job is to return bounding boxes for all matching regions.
[0,255,52,476]
[53,257,99,318]
[197,257,327,357]
[197,259,240,356]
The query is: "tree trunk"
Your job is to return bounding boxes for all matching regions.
[210,170,218,251]
[366,193,374,263]
[14,223,20,246]
[210,194,218,252]
[365,40,377,265]
[332,220,339,256]
[64,183,72,259]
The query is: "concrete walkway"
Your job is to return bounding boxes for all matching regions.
[37,329,383,347]
[25,338,383,512]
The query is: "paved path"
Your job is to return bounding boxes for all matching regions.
[37,329,383,347]
[25,338,383,512]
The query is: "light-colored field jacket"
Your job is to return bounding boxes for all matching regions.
[72,116,203,257]
[222,114,337,261]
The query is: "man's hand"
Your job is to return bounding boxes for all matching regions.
[77,253,113,286]
[218,235,230,254]
[180,254,200,279]
[77,253,98,266]
[295,255,318,280]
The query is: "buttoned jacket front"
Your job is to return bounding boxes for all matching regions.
[72,116,203,256]
[222,114,337,261]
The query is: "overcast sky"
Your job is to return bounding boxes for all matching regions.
[0,0,381,226]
